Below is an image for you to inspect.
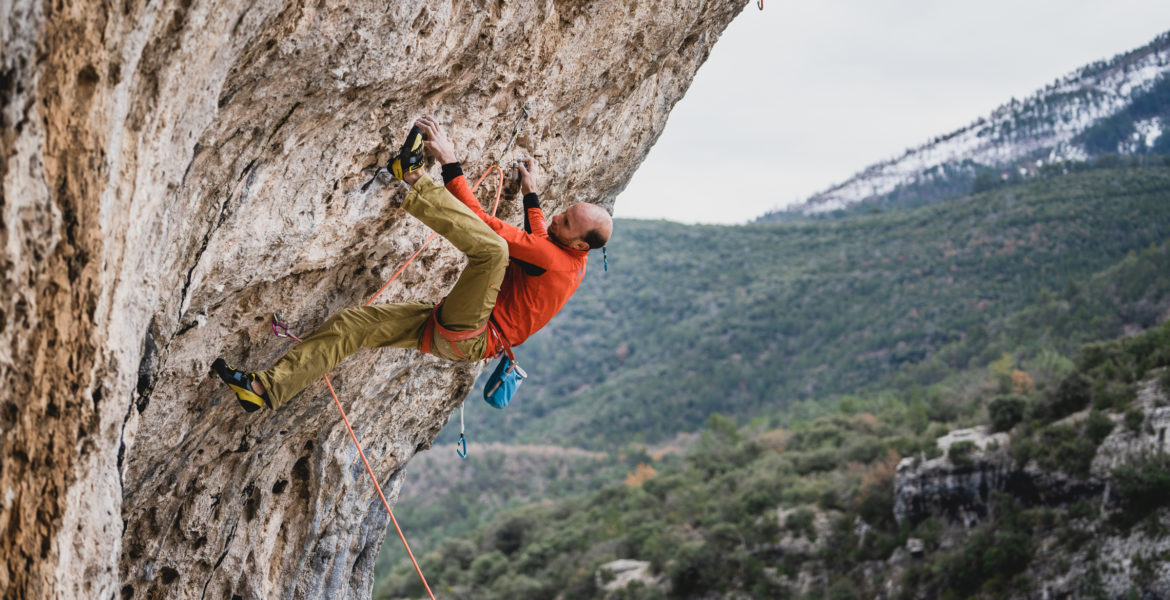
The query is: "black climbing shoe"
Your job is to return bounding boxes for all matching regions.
[211,358,270,412]
[389,125,426,180]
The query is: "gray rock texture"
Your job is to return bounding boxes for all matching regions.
[890,379,1170,597]
[596,559,665,596]
[0,1,748,598]
[893,426,1103,528]
[1093,378,1170,476]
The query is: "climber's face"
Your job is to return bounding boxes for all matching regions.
[548,205,591,251]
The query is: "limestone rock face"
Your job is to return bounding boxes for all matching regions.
[1092,378,1170,477]
[595,559,665,596]
[893,426,1103,528]
[0,1,747,598]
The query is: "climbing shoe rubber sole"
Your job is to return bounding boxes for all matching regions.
[211,358,269,412]
[389,125,426,179]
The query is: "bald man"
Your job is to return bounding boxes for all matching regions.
[212,116,613,411]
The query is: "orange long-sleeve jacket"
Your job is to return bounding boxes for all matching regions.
[443,165,589,358]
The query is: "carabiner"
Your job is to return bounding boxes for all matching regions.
[456,433,467,459]
[272,312,292,338]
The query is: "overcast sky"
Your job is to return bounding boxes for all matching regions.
[613,1,1170,224]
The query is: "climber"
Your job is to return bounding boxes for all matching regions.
[211,115,613,411]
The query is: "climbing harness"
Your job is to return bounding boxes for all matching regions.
[268,110,532,598]
[418,302,490,359]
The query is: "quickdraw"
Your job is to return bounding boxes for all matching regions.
[496,103,531,168]
[457,407,468,459]
[271,311,293,338]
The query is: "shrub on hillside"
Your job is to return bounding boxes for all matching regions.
[989,395,1027,432]
[487,512,537,556]
[1034,424,1098,477]
[1041,372,1092,421]
[668,541,721,597]
[918,494,1034,597]
[1010,433,1036,466]
[470,550,508,585]
[948,440,977,467]
[1125,408,1145,432]
[1110,452,1170,528]
[785,507,817,540]
[1094,379,1137,411]
[1085,410,1115,445]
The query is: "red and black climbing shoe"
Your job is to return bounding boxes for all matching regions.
[389,125,426,180]
[211,358,270,412]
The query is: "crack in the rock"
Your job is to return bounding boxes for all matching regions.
[238,158,257,181]
[359,162,387,192]
[180,143,204,189]
[177,194,231,324]
[266,102,300,145]
[116,397,137,536]
[198,519,240,600]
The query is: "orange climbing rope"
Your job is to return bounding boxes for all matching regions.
[277,164,507,600]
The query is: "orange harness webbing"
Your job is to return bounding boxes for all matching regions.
[419,308,514,362]
[419,303,488,360]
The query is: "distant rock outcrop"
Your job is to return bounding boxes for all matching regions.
[596,559,665,597]
[892,378,1170,596]
[0,1,747,598]
[893,426,1104,527]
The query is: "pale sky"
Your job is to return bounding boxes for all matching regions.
[614,1,1170,224]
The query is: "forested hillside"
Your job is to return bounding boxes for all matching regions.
[377,162,1170,595]
[449,161,1170,449]
[379,321,1170,599]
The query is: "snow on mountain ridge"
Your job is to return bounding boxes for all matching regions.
[800,32,1170,214]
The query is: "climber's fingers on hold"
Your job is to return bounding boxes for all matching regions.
[415,116,438,139]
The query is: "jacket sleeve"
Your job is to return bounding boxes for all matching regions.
[522,193,548,238]
[443,173,569,270]
[443,171,511,230]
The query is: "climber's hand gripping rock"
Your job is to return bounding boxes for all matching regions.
[415,115,457,165]
[516,157,538,195]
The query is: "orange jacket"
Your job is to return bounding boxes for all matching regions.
[444,170,588,358]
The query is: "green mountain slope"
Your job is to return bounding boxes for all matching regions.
[450,165,1170,449]
[380,323,1170,600]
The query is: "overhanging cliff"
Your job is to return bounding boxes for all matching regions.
[0,1,747,597]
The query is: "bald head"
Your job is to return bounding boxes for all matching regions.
[549,203,614,251]
[571,203,613,249]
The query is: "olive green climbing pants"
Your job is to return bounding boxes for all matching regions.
[254,173,508,409]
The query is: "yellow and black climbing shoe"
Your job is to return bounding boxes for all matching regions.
[211,358,270,412]
[389,125,426,180]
